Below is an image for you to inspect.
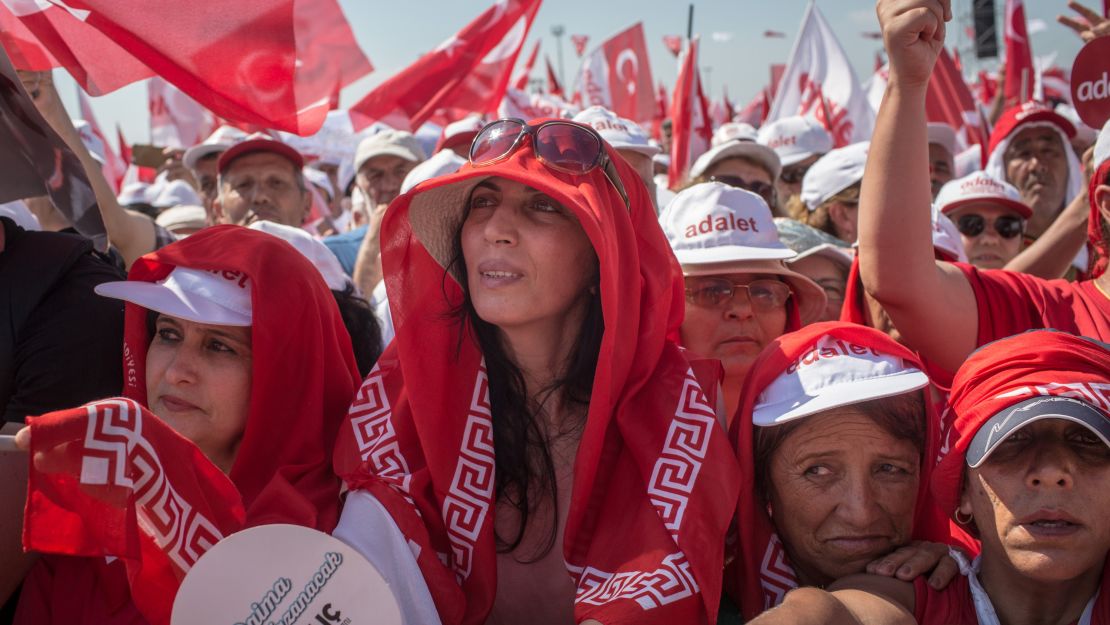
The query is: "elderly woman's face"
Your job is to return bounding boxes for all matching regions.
[146,314,252,474]
[462,177,597,334]
[960,419,1110,584]
[680,272,789,385]
[765,407,920,586]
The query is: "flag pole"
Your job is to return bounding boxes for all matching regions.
[687,4,694,40]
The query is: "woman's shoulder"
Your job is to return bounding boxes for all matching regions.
[827,572,976,625]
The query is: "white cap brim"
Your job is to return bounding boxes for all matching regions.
[675,244,796,265]
[690,141,782,180]
[183,143,231,171]
[753,369,929,426]
[95,280,252,327]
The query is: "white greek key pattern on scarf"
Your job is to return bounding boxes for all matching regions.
[647,368,716,538]
[442,364,495,584]
[80,398,223,573]
[571,552,699,609]
[994,381,1110,412]
[759,534,798,610]
[349,363,413,496]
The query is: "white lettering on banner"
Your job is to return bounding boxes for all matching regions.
[441,364,495,584]
[571,552,699,609]
[1076,73,1109,103]
[81,398,224,572]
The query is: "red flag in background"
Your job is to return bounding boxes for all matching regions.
[575,22,656,127]
[1003,0,1034,107]
[570,34,589,57]
[77,90,127,192]
[350,0,541,130]
[976,70,999,105]
[735,89,770,127]
[117,126,157,185]
[545,55,563,97]
[668,37,711,190]
[926,48,989,149]
[723,86,735,124]
[0,3,56,70]
[148,77,215,149]
[662,34,683,57]
[512,39,540,90]
[952,48,963,72]
[769,64,786,99]
[2,0,372,135]
[651,82,667,140]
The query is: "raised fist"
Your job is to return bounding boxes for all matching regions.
[876,0,951,89]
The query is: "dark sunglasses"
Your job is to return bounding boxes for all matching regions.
[955,213,1024,239]
[779,164,812,185]
[684,277,792,311]
[708,174,775,207]
[469,118,630,209]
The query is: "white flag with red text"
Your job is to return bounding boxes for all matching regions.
[573,22,655,127]
[148,77,215,149]
[766,2,874,147]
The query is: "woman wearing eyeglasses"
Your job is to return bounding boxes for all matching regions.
[936,172,1031,270]
[659,182,827,419]
[330,119,740,625]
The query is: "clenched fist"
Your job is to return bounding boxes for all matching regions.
[876,0,952,89]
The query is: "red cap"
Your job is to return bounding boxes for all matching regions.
[988,102,1077,156]
[217,132,304,173]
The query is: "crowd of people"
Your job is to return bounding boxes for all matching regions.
[2,0,1110,624]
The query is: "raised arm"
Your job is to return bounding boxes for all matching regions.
[859,0,978,373]
[20,71,156,268]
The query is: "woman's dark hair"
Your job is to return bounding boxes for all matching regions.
[146,284,383,378]
[331,284,383,377]
[752,391,927,502]
[445,197,603,561]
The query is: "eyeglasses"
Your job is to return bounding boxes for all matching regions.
[779,164,812,185]
[684,278,792,311]
[955,214,1024,239]
[469,118,630,209]
[708,174,776,207]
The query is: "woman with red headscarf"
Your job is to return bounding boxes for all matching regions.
[727,321,973,620]
[741,330,1110,625]
[13,226,362,625]
[330,118,740,625]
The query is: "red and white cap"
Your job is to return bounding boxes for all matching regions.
[931,204,968,263]
[572,106,660,157]
[988,102,1077,157]
[690,134,782,181]
[800,141,869,211]
[757,116,834,167]
[936,171,1032,219]
[95,266,253,326]
[660,181,793,265]
[712,122,759,147]
[217,132,304,174]
[183,125,250,171]
[752,334,929,426]
[434,115,485,154]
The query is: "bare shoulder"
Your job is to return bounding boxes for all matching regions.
[827,573,917,624]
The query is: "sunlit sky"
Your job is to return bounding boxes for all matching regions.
[53,0,1089,148]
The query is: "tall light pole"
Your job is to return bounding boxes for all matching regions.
[551,24,566,91]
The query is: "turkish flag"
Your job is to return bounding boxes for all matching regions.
[1,0,372,135]
[735,89,770,127]
[1003,0,1034,107]
[575,22,656,127]
[499,87,578,120]
[927,48,989,149]
[766,3,874,146]
[668,37,711,190]
[350,0,541,130]
[512,39,540,91]
[148,77,215,149]
[570,34,589,57]
[77,90,127,192]
[545,54,563,97]
[662,34,683,57]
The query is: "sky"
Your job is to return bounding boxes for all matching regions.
[55,0,1090,149]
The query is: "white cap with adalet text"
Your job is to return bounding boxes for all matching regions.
[752,335,929,426]
[660,181,792,265]
[757,116,834,167]
[95,267,253,326]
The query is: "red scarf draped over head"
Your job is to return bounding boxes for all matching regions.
[728,321,973,620]
[1088,158,1110,279]
[333,120,741,624]
[21,226,361,624]
[932,330,1110,522]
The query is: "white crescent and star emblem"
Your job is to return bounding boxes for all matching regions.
[615,49,638,95]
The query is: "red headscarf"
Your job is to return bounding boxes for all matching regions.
[728,321,973,620]
[21,226,362,624]
[333,122,741,624]
[932,330,1110,519]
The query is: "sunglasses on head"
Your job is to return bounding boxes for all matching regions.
[684,277,792,312]
[708,175,775,207]
[955,213,1024,239]
[469,118,630,210]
